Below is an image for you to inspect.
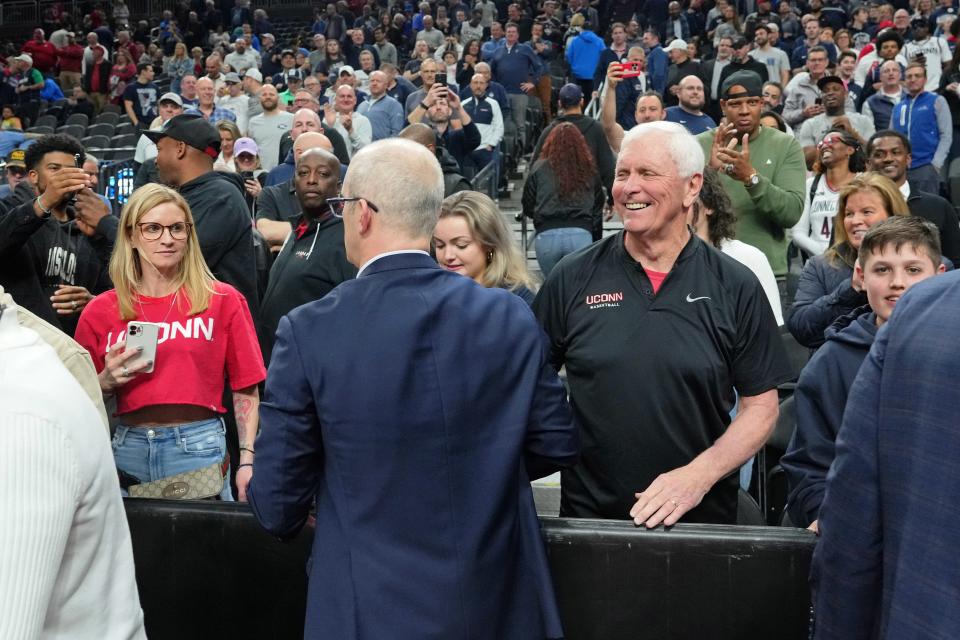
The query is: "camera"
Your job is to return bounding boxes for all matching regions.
[128,325,141,336]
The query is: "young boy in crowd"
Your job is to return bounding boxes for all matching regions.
[782,216,945,532]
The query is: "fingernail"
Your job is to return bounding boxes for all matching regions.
[147,360,153,366]
[137,346,144,352]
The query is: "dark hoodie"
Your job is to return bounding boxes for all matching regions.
[782,306,878,527]
[437,146,472,196]
[0,180,114,335]
[178,171,260,319]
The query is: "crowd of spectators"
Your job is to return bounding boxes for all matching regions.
[2,0,960,636]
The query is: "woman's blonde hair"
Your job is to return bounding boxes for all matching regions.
[174,41,187,58]
[825,172,909,267]
[439,191,539,292]
[216,119,242,145]
[110,184,216,320]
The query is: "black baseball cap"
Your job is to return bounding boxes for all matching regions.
[143,113,221,159]
[720,70,764,99]
[816,74,846,90]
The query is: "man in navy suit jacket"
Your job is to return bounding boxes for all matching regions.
[812,270,960,638]
[248,138,579,640]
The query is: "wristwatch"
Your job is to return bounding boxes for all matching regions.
[419,100,430,110]
[745,171,760,188]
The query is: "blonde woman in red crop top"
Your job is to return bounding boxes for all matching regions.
[76,184,265,501]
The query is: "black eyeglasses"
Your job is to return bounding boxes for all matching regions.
[326,196,379,218]
[136,221,192,241]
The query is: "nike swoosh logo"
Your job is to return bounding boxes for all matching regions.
[686,294,711,302]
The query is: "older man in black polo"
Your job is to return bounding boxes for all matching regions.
[533,120,791,526]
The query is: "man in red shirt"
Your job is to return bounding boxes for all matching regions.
[21,29,58,75]
[56,32,84,93]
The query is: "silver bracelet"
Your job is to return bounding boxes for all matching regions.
[35,195,53,217]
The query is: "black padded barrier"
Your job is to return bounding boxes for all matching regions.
[124,499,816,640]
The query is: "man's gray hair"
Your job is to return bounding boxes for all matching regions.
[344,139,444,238]
[621,121,704,178]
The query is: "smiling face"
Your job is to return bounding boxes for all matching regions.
[612,134,700,237]
[433,215,487,283]
[635,95,665,123]
[859,243,942,324]
[335,85,356,112]
[869,135,910,184]
[817,132,853,167]
[844,190,890,250]
[820,80,846,112]
[132,201,189,274]
[678,76,705,111]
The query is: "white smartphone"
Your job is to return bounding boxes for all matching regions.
[125,321,160,374]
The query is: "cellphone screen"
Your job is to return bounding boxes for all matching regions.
[435,72,447,87]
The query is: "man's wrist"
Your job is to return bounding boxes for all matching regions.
[35,195,54,218]
[743,170,760,188]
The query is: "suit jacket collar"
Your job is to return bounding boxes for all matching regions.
[357,250,437,277]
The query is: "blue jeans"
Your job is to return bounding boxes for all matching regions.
[535,227,593,277]
[112,417,233,501]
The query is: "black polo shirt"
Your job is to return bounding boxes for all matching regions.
[532,231,791,524]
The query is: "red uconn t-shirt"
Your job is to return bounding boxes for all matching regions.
[75,282,266,416]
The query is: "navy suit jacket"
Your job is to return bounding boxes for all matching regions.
[813,270,960,638]
[248,252,578,640]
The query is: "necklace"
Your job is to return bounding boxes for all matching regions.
[136,288,180,325]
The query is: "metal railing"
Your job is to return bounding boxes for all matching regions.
[471,157,497,201]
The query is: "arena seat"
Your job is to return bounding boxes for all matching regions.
[65,112,89,128]
[86,122,115,138]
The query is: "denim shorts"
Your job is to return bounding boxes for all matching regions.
[112,417,233,501]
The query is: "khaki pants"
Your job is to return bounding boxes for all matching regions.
[534,74,553,124]
[59,71,81,93]
[89,92,108,113]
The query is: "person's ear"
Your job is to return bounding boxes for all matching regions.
[937,262,947,274]
[854,262,865,282]
[357,200,374,235]
[683,172,704,210]
[27,169,39,191]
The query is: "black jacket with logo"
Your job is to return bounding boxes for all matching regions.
[0,181,113,335]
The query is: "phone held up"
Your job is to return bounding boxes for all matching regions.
[126,321,160,374]
[435,72,447,88]
[66,153,82,207]
[619,61,642,79]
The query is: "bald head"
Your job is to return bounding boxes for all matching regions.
[677,75,705,112]
[294,131,333,160]
[292,108,323,140]
[397,122,437,150]
[342,138,444,260]
[297,147,338,166]
[196,76,215,106]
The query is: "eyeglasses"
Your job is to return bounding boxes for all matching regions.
[326,196,379,218]
[6,167,25,177]
[817,134,846,149]
[137,221,192,240]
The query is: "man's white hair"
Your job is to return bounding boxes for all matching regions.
[621,120,704,178]
[344,138,444,238]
